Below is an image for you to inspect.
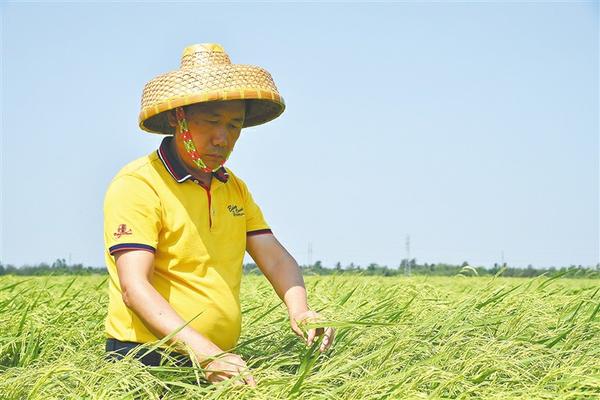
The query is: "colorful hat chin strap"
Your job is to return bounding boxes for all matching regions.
[175,106,230,173]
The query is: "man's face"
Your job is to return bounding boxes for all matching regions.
[169,100,245,171]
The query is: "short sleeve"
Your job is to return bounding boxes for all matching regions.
[104,175,162,256]
[243,183,272,236]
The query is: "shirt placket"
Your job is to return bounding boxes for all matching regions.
[191,178,219,231]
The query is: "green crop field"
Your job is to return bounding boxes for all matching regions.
[0,274,598,399]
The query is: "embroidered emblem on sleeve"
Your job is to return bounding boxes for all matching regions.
[114,224,133,239]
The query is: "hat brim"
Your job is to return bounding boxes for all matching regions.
[139,89,285,135]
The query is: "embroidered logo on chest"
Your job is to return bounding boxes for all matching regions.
[227,205,245,217]
[114,224,133,239]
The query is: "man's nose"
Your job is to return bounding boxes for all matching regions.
[212,127,228,147]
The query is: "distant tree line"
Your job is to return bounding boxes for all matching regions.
[1,258,598,279]
[244,259,600,279]
[0,259,105,276]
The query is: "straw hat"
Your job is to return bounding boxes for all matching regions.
[139,43,285,134]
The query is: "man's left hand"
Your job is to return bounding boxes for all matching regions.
[289,309,335,353]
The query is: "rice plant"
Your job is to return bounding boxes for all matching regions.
[0,274,598,399]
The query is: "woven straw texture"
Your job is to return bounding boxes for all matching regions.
[139,44,285,134]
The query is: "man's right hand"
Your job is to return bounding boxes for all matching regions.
[202,352,256,387]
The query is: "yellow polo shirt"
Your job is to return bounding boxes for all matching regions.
[103,135,271,351]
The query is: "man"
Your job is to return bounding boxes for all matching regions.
[103,43,335,386]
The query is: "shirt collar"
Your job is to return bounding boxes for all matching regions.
[157,136,229,184]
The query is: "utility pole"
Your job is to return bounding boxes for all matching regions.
[405,235,411,276]
[307,242,313,267]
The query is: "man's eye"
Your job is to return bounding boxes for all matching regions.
[229,124,241,129]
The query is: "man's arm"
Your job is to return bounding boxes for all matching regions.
[246,233,308,316]
[113,250,256,385]
[114,249,224,359]
[246,233,335,352]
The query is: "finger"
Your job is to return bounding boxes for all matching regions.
[207,372,227,384]
[244,373,257,387]
[291,325,306,341]
[233,365,256,387]
[320,327,335,352]
[307,328,316,346]
[213,371,244,386]
[291,319,307,341]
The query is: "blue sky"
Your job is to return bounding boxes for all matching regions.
[1,2,598,269]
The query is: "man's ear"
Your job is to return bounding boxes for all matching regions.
[166,110,177,128]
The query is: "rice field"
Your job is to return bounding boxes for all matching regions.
[0,273,598,399]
